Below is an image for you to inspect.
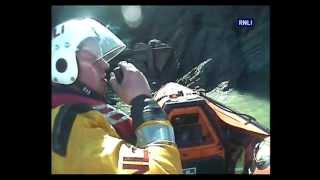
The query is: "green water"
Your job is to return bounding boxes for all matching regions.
[207,89,270,130]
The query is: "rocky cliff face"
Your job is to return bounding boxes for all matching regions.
[120,6,269,93]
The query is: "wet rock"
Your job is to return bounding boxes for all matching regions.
[141,6,269,90]
[177,58,217,91]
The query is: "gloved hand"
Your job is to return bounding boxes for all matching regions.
[109,61,152,104]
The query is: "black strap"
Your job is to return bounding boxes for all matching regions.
[52,104,92,157]
[130,95,167,130]
[72,81,106,101]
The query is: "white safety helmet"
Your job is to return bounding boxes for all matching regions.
[52,18,126,85]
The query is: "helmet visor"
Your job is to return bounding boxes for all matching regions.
[76,18,126,63]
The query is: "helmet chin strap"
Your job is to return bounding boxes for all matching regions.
[71,80,106,102]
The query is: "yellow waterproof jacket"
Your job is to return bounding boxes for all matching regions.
[52,104,182,174]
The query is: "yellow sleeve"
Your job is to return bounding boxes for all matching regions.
[144,144,182,174]
[52,109,182,174]
[115,140,182,174]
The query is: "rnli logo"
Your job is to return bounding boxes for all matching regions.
[236,18,254,28]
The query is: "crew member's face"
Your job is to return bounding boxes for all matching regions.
[76,38,110,97]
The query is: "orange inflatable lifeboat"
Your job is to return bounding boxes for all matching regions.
[154,82,270,174]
